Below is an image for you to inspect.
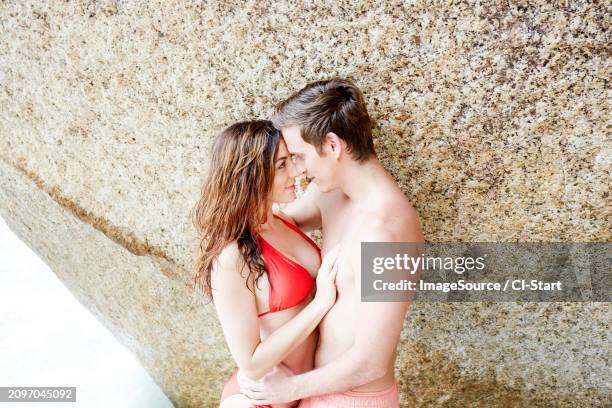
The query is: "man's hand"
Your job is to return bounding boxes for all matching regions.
[237,365,300,405]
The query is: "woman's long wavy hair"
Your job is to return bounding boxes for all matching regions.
[191,120,281,300]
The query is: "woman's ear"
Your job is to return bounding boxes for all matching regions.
[325,132,343,159]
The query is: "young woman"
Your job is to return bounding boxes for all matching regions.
[191,120,339,408]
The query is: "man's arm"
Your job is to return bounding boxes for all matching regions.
[241,215,425,403]
[287,297,408,398]
[280,181,322,232]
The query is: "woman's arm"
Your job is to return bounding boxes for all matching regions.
[211,242,338,381]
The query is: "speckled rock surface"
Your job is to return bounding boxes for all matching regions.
[0,1,609,407]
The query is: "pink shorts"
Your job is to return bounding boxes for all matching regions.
[297,381,400,408]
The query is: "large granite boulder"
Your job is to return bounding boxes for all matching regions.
[0,1,609,407]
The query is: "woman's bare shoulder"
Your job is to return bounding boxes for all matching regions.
[213,241,248,279]
[217,240,240,262]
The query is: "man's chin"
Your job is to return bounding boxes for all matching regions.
[317,183,333,193]
[307,177,337,193]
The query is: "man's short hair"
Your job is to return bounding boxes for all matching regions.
[271,78,376,162]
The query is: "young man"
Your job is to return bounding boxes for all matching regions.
[239,78,424,407]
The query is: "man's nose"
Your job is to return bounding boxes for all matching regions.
[288,159,304,178]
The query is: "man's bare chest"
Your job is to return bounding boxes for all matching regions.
[320,206,365,295]
[320,200,352,252]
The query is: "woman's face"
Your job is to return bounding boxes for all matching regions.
[270,138,300,203]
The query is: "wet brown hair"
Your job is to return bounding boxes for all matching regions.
[271,78,375,162]
[191,120,281,299]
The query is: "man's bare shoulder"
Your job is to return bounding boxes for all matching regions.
[388,198,422,235]
[352,216,399,243]
[354,197,423,243]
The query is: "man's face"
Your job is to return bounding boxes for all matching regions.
[281,125,338,192]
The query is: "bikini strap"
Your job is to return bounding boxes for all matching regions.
[273,212,298,230]
[273,213,307,239]
[273,213,321,259]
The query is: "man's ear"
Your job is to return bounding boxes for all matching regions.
[325,132,343,159]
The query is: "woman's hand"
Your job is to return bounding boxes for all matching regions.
[314,244,340,310]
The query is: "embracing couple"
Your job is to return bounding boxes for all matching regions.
[192,78,424,408]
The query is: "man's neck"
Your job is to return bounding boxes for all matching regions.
[337,155,391,208]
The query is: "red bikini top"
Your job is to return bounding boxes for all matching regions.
[256,213,321,318]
